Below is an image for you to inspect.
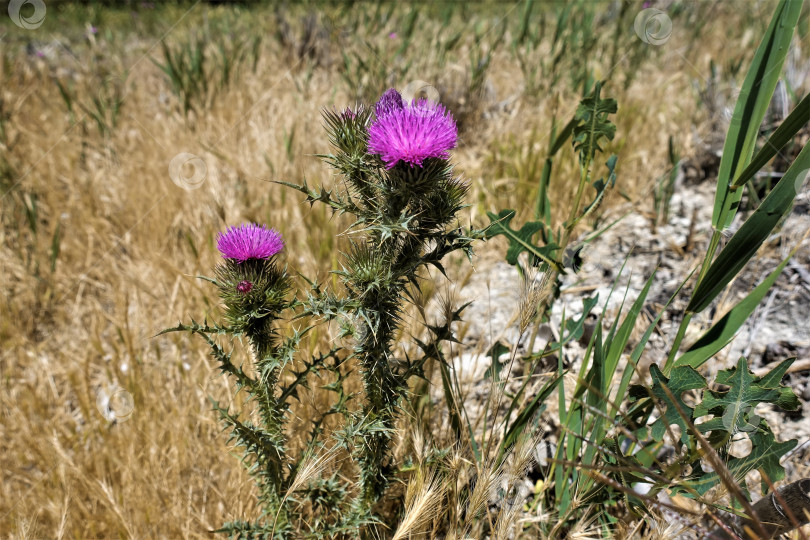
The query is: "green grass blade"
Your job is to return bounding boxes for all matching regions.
[675,250,797,370]
[609,266,696,419]
[731,90,810,189]
[535,158,552,225]
[496,371,563,466]
[604,270,656,390]
[439,360,480,463]
[688,140,810,313]
[712,0,802,231]
[549,115,577,156]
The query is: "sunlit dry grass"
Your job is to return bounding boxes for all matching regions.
[1,1,805,538]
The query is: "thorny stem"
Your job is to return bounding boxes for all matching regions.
[355,189,424,508]
[248,327,288,502]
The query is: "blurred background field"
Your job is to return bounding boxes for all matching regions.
[1,1,808,537]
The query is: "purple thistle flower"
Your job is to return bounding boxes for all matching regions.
[217,223,284,262]
[368,99,458,169]
[374,88,405,117]
[237,280,253,294]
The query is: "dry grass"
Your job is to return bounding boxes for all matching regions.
[1,1,805,538]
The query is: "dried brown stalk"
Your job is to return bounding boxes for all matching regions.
[709,478,810,540]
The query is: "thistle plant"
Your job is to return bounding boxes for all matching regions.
[162,224,305,536]
[213,224,293,499]
[165,88,476,536]
[289,88,475,511]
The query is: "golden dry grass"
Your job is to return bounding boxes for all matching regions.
[1,1,806,538]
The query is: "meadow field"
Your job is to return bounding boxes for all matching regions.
[2,1,810,538]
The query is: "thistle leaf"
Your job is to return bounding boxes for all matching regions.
[689,424,797,495]
[484,209,561,270]
[645,364,708,446]
[572,81,617,167]
[693,358,799,433]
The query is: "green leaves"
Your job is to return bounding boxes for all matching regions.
[687,143,810,314]
[633,358,799,497]
[690,425,797,496]
[711,0,802,231]
[572,81,617,167]
[645,365,708,445]
[730,91,810,190]
[694,358,799,434]
[676,251,796,369]
[484,209,561,270]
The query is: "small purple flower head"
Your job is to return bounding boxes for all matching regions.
[217,223,284,262]
[388,32,397,39]
[368,99,458,169]
[374,88,405,117]
[236,280,253,294]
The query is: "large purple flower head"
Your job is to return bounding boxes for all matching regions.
[368,99,457,169]
[217,223,284,262]
[374,88,405,117]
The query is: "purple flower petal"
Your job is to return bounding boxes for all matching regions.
[217,223,284,262]
[368,99,457,169]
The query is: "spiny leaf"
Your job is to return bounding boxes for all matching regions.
[572,81,617,167]
[646,364,707,446]
[689,423,797,495]
[484,209,561,270]
[274,178,361,215]
[694,357,799,434]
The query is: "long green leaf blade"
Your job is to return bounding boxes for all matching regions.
[731,90,810,189]
[675,250,796,370]
[604,270,656,391]
[712,0,801,231]
[688,140,810,313]
[497,372,563,466]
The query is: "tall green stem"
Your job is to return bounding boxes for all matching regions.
[662,229,723,374]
